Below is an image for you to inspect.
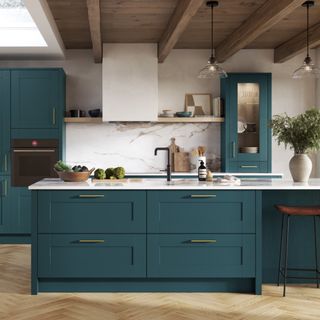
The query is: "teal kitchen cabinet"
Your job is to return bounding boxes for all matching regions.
[11,69,65,129]
[221,73,272,172]
[0,70,10,174]
[38,190,146,233]
[32,190,261,294]
[0,176,31,235]
[147,234,255,278]
[38,234,146,278]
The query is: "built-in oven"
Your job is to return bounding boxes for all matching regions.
[12,139,59,187]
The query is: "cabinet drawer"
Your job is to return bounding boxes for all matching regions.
[229,162,268,173]
[147,191,255,233]
[38,234,146,278]
[147,234,255,278]
[38,191,146,233]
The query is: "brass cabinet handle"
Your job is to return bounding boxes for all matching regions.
[78,240,105,243]
[232,141,236,158]
[52,108,56,125]
[190,240,217,243]
[190,195,216,198]
[78,194,105,198]
[240,165,258,168]
[3,153,8,172]
[2,179,7,197]
[13,149,56,153]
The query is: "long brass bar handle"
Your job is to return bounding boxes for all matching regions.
[3,153,7,172]
[2,179,7,197]
[232,142,236,158]
[190,195,216,198]
[52,108,56,126]
[190,240,217,243]
[78,240,105,243]
[78,194,105,198]
[240,165,258,168]
[13,149,56,153]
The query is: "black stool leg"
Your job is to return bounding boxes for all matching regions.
[314,216,319,288]
[283,214,290,297]
[278,214,285,286]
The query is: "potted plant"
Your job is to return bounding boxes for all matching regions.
[271,108,320,182]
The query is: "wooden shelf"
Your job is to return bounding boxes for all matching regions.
[157,116,224,123]
[64,117,102,123]
[64,116,224,124]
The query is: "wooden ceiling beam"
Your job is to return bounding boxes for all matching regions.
[86,0,102,63]
[274,22,320,63]
[158,0,203,63]
[215,0,306,63]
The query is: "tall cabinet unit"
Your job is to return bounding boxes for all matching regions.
[0,68,65,243]
[221,73,272,173]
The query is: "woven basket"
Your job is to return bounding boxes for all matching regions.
[54,168,95,182]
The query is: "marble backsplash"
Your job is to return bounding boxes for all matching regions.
[66,123,221,173]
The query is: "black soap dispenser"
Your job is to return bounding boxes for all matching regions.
[198,160,207,181]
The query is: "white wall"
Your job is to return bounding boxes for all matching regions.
[0,49,317,175]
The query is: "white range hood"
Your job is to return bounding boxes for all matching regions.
[102,43,158,122]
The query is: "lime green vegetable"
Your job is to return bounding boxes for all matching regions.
[114,167,125,179]
[94,168,106,179]
[105,168,115,179]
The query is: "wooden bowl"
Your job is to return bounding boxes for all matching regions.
[54,168,95,182]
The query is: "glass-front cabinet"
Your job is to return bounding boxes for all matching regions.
[221,73,271,173]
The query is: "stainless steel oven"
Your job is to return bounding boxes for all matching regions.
[12,139,59,186]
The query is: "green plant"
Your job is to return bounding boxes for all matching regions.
[271,108,320,154]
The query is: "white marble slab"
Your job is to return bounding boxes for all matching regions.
[29,178,320,190]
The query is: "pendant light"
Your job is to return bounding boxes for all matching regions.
[292,1,320,79]
[198,1,227,79]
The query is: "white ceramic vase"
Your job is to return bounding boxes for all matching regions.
[289,153,312,182]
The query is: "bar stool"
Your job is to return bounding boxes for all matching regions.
[275,205,320,296]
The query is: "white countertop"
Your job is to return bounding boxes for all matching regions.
[125,172,283,177]
[29,178,320,190]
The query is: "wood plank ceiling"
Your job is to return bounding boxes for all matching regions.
[47,0,320,63]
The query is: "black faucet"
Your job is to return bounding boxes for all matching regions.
[154,147,171,182]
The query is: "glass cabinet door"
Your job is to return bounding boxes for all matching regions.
[230,74,269,162]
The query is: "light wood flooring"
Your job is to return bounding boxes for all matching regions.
[0,245,320,320]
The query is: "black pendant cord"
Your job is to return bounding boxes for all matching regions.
[307,3,310,58]
[211,4,214,58]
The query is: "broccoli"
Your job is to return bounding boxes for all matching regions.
[114,167,125,179]
[105,168,115,179]
[94,168,106,180]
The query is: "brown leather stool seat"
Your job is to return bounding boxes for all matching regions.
[275,204,320,296]
[275,205,320,216]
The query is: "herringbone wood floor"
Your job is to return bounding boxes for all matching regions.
[0,245,320,320]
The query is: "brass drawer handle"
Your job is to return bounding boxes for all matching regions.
[190,240,217,243]
[52,107,56,125]
[190,195,216,198]
[240,165,258,168]
[78,194,105,198]
[78,240,105,243]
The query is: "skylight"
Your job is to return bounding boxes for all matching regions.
[0,0,47,47]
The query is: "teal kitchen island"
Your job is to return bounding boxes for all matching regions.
[29,178,320,295]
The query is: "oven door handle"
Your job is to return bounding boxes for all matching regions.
[13,149,56,153]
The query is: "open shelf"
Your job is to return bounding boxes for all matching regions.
[64,116,224,124]
[157,116,224,123]
[64,117,102,123]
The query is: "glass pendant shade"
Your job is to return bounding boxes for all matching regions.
[198,56,227,79]
[292,1,319,79]
[292,56,320,79]
[198,1,227,79]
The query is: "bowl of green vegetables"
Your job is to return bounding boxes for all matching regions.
[54,161,94,182]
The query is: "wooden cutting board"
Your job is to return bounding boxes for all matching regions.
[173,152,190,172]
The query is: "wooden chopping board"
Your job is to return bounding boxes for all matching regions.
[173,152,190,172]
